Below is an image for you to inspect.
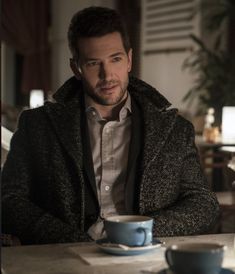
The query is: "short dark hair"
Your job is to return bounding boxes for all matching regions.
[68,6,131,60]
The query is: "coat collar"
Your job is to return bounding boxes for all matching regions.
[52,75,171,109]
[128,76,177,173]
[128,75,171,111]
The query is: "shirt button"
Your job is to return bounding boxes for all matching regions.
[92,111,96,116]
[105,185,110,191]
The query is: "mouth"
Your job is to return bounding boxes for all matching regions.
[100,85,118,93]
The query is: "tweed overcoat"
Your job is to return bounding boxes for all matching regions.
[2,76,219,245]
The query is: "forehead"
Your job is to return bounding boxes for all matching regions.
[77,32,126,59]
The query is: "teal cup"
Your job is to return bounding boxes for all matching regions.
[165,243,226,274]
[104,215,153,247]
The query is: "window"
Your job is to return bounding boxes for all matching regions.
[141,0,199,54]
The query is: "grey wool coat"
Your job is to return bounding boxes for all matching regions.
[2,76,219,245]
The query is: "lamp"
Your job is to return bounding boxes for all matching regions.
[222,107,235,143]
[29,89,44,108]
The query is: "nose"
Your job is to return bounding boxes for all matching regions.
[99,63,113,81]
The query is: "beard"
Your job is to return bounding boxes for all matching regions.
[83,77,129,106]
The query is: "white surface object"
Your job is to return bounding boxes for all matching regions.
[29,89,44,108]
[95,238,163,256]
[2,234,235,274]
[205,108,215,127]
[222,107,235,143]
[70,244,165,265]
[228,156,235,171]
[1,126,13,151]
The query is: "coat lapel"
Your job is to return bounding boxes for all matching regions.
[125,99,142,213]
[44,78,98,200]
[128,77,178,213]
[124,98,178,213]
[128,76,177,173]
[44,100,83,170]
[141,103,178,172]
[82,113,98,198]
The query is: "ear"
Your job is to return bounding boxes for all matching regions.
[127,48,133,73]
[70,59,82,80]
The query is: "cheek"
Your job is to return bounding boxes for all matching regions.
[119,69,130,81]
[114,66,129,79]
[82,72,99,87]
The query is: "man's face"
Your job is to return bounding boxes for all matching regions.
[74,32,132,106]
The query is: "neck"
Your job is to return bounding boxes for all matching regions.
[86,93,128,120]
[99,100,127,120]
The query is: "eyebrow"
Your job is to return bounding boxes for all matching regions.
[84,52,125,62]
[110,52,125,57]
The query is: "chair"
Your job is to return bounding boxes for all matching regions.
[197,139,235,190]
[198,144,235,232]
[1,126,13,167]
[1,126,21,246]
[1,234,21,246]
[215,150,235,233]
[215,191,235,233]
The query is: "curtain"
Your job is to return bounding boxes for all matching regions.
[1,0,51,94]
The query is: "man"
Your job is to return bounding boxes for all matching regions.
[2,6,219,245]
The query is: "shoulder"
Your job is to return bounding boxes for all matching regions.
[173,114,196,145]
[17,105,46,124]
[19,100,63,119]
[129,76,171,111]
[175,114,194,132]
[16,103,59,130]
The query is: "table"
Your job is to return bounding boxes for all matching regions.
[2,234,235,274]
[195,135,235,191]
[195,135,235,149]
[216,192,235,208]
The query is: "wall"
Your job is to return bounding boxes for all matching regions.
[1,43,15,105]
[140,0,228,117]
[140,0,201,116]
[2,0,224,117]
[141,50,197,115]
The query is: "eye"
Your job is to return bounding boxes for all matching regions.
[86,61,100,67]
[112,56,122,62]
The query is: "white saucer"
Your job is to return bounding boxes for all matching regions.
[96,238,163,256]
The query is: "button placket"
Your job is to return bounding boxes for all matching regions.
[100,122,114,209]
[102,123,114,164]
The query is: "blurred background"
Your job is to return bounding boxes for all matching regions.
[1,0,235,232]
[1,0,235,128]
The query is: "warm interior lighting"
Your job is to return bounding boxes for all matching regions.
[222,107,235,143]
[29,89,44,108]
[1,126,13,151]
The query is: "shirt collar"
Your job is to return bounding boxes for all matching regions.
[85,92,132,122]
